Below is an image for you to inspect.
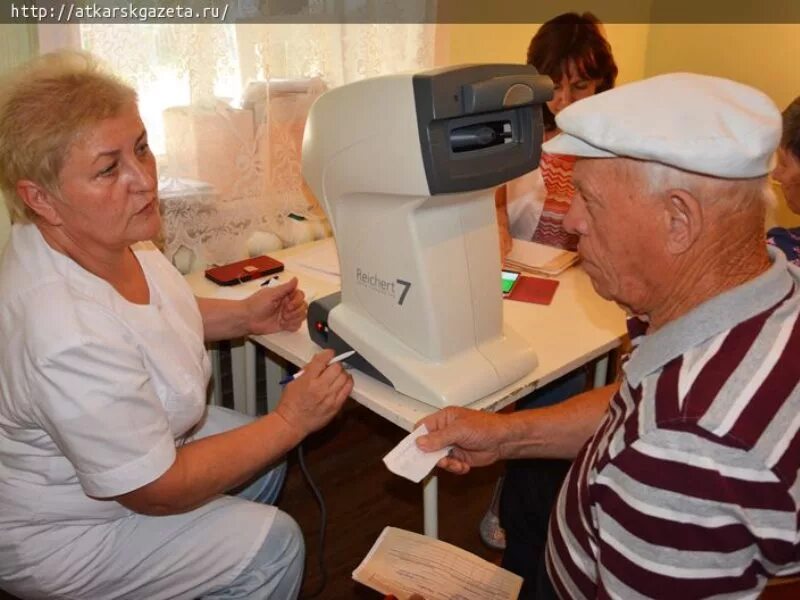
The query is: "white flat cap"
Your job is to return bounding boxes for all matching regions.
[542,72,781,178]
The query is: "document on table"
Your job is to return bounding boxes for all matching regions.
[505,239,578,276]
[283,237,341,283]
[383,425,450,483]
[353,526,523,600]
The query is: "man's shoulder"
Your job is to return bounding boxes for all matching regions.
[644,296,800,475]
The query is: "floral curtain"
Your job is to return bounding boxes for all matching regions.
[0,24,39,247]
[65,22,438,271]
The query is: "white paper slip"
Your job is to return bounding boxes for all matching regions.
[213,280,263,300]
[353,526,523,600]
[382,424,450,483]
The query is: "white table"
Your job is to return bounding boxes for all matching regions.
[188,239,627,536]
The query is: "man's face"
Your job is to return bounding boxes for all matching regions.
[563,159,667,315]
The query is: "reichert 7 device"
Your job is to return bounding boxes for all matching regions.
[302,64,552,407]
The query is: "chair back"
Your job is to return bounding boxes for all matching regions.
[761,576,800,599]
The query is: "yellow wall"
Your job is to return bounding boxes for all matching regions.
[445,22,800,228]
[644,25,799,115]
[446,23,799,116]
[445,23,650,84]
[644,24,800,228]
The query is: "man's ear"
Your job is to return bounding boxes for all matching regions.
[663,189,702,255]
[15,180,62,226]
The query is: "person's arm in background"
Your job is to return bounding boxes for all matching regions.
[197,277,307,342]
[417,383,618,474]
[496,184,513,260]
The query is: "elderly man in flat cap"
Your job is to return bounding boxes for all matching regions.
[417,73,800,599]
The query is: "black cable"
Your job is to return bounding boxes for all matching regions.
[297,442,328,599]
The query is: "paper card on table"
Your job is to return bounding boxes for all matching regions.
[283,237,341,282]
[382,425,450,484]
[506,275,560,305]
[353,526,523,600]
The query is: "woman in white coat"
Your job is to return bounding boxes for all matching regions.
[0,51,352,599]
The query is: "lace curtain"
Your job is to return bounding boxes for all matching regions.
[68,23,438,271]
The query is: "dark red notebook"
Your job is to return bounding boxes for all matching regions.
[506,275,559,305]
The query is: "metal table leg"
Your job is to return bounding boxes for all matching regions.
[423,473,439,538]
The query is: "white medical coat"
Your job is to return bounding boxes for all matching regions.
[0,224,275,599]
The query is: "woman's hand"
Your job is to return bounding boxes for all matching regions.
[245,277,308,335]
[415,407,510,475]
[274,349,354,439]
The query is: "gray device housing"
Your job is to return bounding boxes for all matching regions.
[412,63,553,194]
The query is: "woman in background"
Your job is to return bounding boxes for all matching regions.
[497,12,617,255]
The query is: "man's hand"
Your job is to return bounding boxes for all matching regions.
[274,349,353,439]
[416,407,510,474]
[245,277,308,334]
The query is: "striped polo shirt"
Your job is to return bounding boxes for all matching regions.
[546,248,800,598]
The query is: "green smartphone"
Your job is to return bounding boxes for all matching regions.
[502,269,520,295]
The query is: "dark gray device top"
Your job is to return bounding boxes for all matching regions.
[412,64,553,194]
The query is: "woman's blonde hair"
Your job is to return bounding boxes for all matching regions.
[0,51,137,223]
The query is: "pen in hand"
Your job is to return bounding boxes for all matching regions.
[279,350,356,385]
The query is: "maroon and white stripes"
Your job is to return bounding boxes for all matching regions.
[547,283,800,598]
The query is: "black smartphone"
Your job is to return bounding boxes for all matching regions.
[502,269,520,295]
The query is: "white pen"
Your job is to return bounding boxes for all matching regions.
[279,350,356,385]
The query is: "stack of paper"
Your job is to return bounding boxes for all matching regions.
[505,239,578,277]
[353,527,522,600]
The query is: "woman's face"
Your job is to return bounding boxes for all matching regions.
[547,60,600,117]
[772,146,800,214]
[51,103,160,251]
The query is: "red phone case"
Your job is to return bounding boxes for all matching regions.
[204,255,284,286]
